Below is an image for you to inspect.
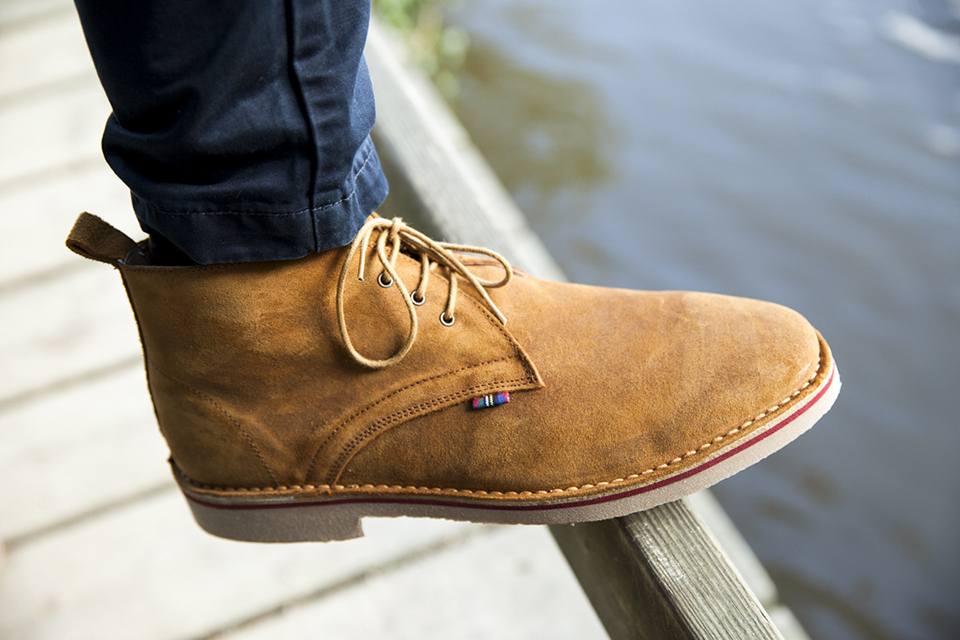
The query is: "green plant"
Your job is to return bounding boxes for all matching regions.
[372,0,469,100]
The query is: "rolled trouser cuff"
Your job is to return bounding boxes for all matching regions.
[133,136,388,264]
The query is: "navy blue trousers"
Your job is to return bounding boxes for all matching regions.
[74,0,388,264]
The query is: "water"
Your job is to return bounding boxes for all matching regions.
[445,1,960,638]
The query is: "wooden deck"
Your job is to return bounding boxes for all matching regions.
[0,4,610,638]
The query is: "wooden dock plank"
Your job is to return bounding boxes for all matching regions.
[216,525,607,640]
[0,164,133,288]
[0,0,71,28]
[0,365,168,542]
[0,4,134,286]
[0,490,484,640]
[0,265,141,406]
[0,82,109,190]
[0,5,92,102]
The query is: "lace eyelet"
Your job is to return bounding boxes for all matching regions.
[377,272,393,288]
[439,312,455,326]
[411,290,426,306]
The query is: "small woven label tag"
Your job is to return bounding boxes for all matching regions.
[472,392,510,409]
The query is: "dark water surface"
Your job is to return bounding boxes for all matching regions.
[446,1,960,638]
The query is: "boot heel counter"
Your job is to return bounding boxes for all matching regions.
[147,366,278,489]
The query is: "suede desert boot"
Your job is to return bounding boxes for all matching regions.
[66,213,840,542]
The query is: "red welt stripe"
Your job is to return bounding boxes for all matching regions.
[186,364,836,514]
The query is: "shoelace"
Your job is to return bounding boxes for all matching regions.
[337,217,513,369]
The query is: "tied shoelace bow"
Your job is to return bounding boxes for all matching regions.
[337,217,513,369]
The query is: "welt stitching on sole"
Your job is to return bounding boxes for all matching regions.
[179,355,828,497]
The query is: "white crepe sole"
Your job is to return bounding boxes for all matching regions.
[180,362,840,543]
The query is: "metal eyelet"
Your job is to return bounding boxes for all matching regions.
[439,312,455,326]
[411,290,426,306]
[377,271,393,288]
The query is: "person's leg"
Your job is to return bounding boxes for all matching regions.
[73,0,387,264]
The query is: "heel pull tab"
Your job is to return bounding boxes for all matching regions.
[66,213,137,265]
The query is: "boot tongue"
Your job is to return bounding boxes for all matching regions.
[66,212,137,265]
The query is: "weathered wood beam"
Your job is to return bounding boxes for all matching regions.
[551,502,782,640]
[366,18,785,640]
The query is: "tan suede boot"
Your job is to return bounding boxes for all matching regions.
[67,213,839,542]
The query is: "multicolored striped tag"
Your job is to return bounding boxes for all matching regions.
[472,392,510,410]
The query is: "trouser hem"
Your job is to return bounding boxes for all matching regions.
[133,137,389,264]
